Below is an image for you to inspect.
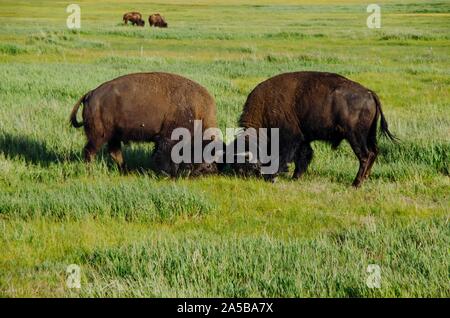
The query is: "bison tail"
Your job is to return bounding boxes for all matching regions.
[371,90,398,142]
[70,92,88,128]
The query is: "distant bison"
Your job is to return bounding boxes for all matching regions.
[70,72,218,176]
[123,12,145,26]
[231,71,396,187]
[149,13,168,28]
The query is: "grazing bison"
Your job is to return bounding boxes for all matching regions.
[70,72,218,176]
[149,13,168,28]
[231,71,396,187]
[123,12,145,26]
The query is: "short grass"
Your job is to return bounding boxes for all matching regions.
[0,0,449,297]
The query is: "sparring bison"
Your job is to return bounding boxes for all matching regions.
[70,72,218,176]
[230,71,397,187]
[149,13,168,28]
[123,12,145,26]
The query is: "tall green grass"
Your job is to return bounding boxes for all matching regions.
[0,179,212,221]
[78,218,449,297]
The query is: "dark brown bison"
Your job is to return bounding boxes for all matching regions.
[229,71,397,187]
[123,12,145,26]
[70,72,218,176]
[149,13,168,28]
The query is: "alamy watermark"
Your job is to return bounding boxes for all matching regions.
[367,4,381,29]
[366,264,381,289]
[66,4,81,29]
[66,264,81,289]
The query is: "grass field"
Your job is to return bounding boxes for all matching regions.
[0,0,449,297]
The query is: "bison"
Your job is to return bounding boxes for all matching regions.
[123,12,145,26]
[149,13,168,28]
[229,71,397,187]
[70,72,218,176]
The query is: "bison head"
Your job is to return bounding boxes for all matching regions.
[152,139,179,177]
[216,139,261,177]
[188,162,218,177]
[137,19,145,26]
[230,152,261,177]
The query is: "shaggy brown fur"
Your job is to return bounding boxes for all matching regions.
[70,72,218,176]
[123,12,145,26]
[235,71,396,187]
[149,13,168,28]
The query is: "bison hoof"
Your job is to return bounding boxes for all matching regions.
[352,181,362,188]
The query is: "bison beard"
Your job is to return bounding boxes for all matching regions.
[69,72,218,177]
[231,71,397,187]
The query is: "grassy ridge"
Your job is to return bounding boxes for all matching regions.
[0,0,449,297]
[80,218,449,297]
[0,179,212,221]
[2,217,448,297]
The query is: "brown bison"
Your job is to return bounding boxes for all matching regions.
[229,71,397,187]
[123,12,145,26]
[70,72,218,176]
[149,13,168,28]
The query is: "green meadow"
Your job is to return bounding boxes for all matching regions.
[0,0,449,297]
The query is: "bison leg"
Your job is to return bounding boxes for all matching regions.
[363,125,379,180]
[83,140,103,163]
[363,145,378,180]
[348,135,371,188]
[108,139,126,173]
[262,144,296,182]
[293,143,313,179]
